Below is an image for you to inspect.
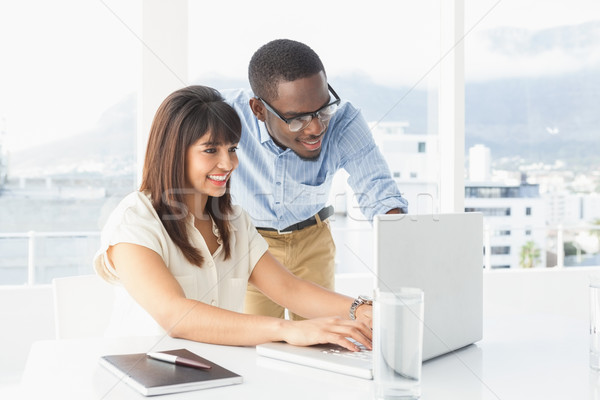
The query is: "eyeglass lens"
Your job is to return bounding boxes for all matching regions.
[288,103,338,132]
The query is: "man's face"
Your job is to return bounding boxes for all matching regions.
[258,71,331,160]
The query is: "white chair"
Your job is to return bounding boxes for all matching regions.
[52,274,115,339]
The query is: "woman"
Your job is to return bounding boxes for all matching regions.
[94,85,371,351]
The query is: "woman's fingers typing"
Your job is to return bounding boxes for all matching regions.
[282,317,372,351]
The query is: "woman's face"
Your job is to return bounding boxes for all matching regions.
[185,131,239,199]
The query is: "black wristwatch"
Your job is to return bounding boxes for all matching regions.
[349,295,373,320]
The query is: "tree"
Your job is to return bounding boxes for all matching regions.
[519,240,541,268]
[564,242,585,257]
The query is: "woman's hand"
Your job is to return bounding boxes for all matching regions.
[355,304,373,329]
[280,317,372,352]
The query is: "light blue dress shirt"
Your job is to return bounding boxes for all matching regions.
[222,89,408,230]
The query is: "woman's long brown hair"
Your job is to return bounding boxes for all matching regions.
[140,86,241,266]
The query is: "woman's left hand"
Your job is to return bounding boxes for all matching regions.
[355,304,372,329]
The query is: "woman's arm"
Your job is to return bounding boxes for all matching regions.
[108,243,371,351]
[249,251,371,322]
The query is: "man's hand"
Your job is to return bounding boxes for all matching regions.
[386,208,404,214]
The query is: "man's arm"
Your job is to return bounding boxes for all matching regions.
[335,113,408,219]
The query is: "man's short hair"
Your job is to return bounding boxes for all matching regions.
[248,39,325,101]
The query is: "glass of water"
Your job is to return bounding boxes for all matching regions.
[591,274,600,371]
[373,287,425,399]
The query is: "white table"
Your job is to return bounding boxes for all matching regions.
[20,314,596,399]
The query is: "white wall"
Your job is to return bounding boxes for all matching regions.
[483,267,594,321]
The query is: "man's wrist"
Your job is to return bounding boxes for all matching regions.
[386,208,404,214]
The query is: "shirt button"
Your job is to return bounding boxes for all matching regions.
[211,300,216,306]
[276,182,281,185]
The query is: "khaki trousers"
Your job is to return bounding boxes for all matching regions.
[245,217,336,320]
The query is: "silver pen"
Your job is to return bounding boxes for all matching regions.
[147,352,212,370]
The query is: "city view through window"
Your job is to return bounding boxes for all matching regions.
[0,1,598,284]
[463,1,600,269]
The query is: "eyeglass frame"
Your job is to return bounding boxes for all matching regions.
[257,84,341,132]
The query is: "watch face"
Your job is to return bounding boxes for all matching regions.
[359,295,373,303]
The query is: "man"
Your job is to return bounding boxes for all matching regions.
[222,39,408,320]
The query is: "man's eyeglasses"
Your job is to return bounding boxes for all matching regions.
[258,84,341,132]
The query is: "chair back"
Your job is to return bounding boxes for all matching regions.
[52,274,114,339]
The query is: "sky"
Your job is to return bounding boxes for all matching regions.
[0,0,599,152]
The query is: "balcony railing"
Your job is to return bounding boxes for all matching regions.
[329,215,600,272]
[0,231,100,285]
[1,220,598,285]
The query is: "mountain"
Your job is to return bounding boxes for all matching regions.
[331,73,430,133]
[9,94,136,177]
[9,69,599,176]
[7,22,600,176]
[465,68,600,167]
[486,20,600,56]
[332,69,600,169]
[465,20,600,168]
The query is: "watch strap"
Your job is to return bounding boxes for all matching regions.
[349,296,372,320]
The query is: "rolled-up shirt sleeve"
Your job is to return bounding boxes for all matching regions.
[93,193,167,284]
[337,110,409,220]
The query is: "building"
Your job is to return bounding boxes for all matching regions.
[331,121,440,219]
[465,180,547,269]
[466,144,547,269]
[368,122,439,215]
[468,144,491,182]
[0,119,8,188]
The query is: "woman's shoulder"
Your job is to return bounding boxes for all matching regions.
[103,191,159,228]
[118,191,154,213]
[116,190,147,205]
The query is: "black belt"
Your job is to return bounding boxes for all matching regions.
[257,206,334,233]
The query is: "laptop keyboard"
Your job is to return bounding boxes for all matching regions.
[319,341,372,361]
[256,339,374,379]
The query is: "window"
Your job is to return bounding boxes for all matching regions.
[1,1,467,283]
[0,1,140,284]
[466,207,511,216]
[465,186,520,198]
[491,246,511,255]
[465,0,600,268]
[190,1,444,222]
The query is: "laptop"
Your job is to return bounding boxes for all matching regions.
[256,212,483,379]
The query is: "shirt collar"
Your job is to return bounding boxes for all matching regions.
[258,120,294,157]
[186,211,238,234]
[258,119,273,144]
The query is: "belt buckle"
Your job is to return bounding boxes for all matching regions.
[277,222,298,235]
